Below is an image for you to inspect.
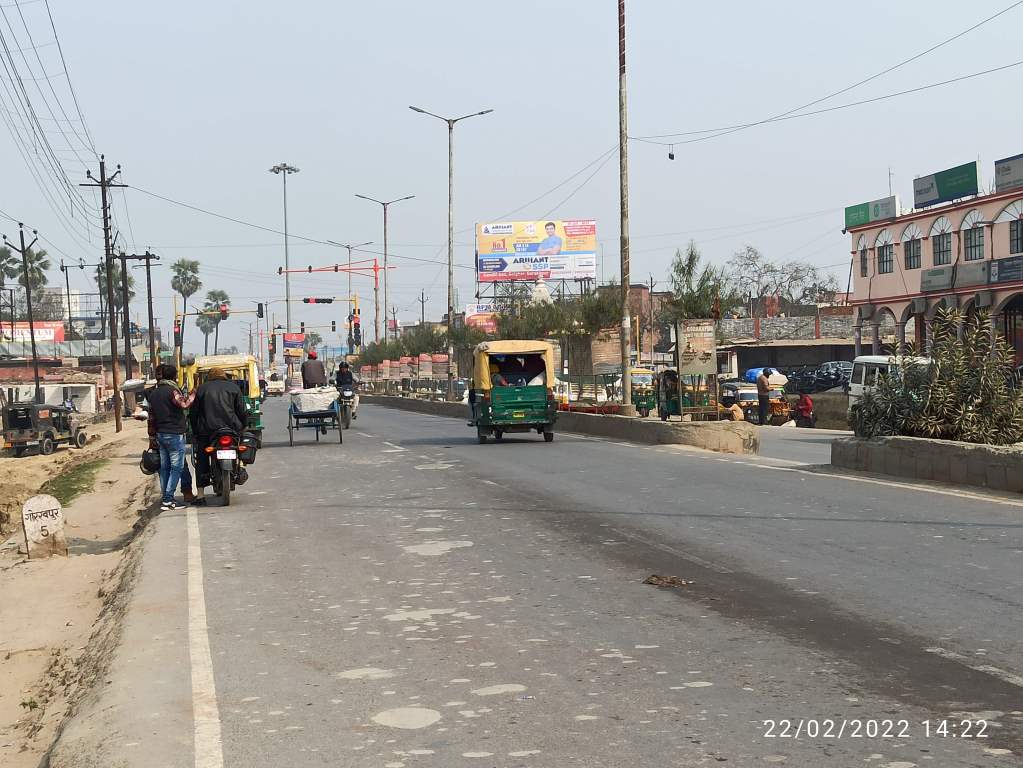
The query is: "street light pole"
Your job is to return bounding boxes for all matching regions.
[269,163,300,332]
[326,240,373,341]
[355,194,413,345]
[409,105,493,400]
[618,0,634,414]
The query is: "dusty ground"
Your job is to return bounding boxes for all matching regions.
[0,418,156,768]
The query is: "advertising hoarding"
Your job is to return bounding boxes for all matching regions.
[2,321,66,342]
[913,162,978,208]
[844,195,898,229]
[465,303,498,334]
[282,332,304,358]
[995,153,1023,193]
[678,320,716,376]
[476,220,597,283]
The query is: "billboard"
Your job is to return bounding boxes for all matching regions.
[2,321,66,342]
[678,320,716,376]
[844,195,898,229]
[282,332,304,358]
[476,220,597,283]
[913,161,978,208]
[995,153,1023,193]
[465,303,498,334]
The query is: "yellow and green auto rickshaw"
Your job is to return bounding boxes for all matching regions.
[630,367,656,417]
[468,340,558,444]
[180,354,265,447]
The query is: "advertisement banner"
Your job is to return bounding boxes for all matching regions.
[913,162,978,208]
[844,195,898,229]
[3,321,66,342]
[282,332,304,358]
[476,220,597,283]
[678,320,716,376]
[995,153,1023,193]
[465,303,498,334]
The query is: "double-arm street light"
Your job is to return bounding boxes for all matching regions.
[354,194,414,342]
[269,162,300,332]
[409,105,493,399]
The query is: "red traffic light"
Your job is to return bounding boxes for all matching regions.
[302,297,334,304]
[219,303,230,320]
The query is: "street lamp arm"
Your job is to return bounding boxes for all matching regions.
[354,193,385,206]
[409,105,447,121]
[454,109,494,123]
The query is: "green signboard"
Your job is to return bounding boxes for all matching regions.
[844,195,898,229]
[913,161,978,208]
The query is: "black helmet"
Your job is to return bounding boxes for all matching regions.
[140,448,161,475]
[340,361,350,369]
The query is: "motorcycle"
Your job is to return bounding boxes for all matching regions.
[338,387,356,430]
[205,427,256,506]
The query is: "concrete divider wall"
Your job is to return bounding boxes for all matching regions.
[361,395,759,455]
[831,435,1023,493]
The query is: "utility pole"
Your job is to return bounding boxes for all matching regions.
[390,306,398,341]
[4,225,41,402]
[58,258,78,334]
[418,290,428,326]
[647,274,656,367]
[82,155,126,432]
[618,0,634,414]
[117,252,133,382]
[123,251,159,375]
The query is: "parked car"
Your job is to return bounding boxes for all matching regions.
[846,355,929,419]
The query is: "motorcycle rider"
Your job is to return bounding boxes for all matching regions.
[189,367,247,489]
[335,360,360,417]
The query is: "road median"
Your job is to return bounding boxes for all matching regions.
[361,395,759,454]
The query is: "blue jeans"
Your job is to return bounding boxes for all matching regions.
[156,433,186,504]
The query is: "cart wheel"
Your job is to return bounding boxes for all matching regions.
[40,436,55,455]
[543,431,554,442]
[73,430,87,448]
[288,416,294,447]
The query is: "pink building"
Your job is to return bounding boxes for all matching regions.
[848,187,1023,361]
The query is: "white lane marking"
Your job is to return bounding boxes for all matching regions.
[187,507,224,768]
[924,647,1023,688]
[357,432,373,438]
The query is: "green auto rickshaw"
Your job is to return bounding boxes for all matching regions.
[468,340,558,444]
[630,367,656,417]
[655,369,682,420]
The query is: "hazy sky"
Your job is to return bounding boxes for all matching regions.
[3,0,1022,352]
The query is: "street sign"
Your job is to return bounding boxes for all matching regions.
[22,494,67,558]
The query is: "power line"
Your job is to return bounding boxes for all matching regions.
[539,148,618,219]
[43,0,95,152]
[635,0,1023,144]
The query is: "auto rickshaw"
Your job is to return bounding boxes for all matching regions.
[719,381,790,425]
[180,354,265,447]
[468,340,557,443]
[3,402,87,457]
[655,369,683,420]
[630,367,656,417]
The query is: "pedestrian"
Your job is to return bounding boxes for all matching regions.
[756,367,772,426]
[146,363,196,510]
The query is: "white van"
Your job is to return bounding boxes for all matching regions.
[847,354,929,417]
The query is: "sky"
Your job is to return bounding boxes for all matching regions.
[2,0,1022,354]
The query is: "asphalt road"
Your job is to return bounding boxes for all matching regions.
[60,400,1023,766]
[756,425,852,464]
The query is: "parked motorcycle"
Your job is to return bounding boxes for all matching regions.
[205,427,257,506]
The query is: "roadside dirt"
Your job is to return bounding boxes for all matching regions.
[0,419,156,768]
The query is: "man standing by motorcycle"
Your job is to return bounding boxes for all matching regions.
[189,367,247,489]
[146,363,196,510]
[335,360,359,418]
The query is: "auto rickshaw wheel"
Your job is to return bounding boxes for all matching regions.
[14,447,26,457]
[39,436,55,455]
[543,431,554,442]
[494,429,503,441]
[638,407,650,418]
[73,430,87,448]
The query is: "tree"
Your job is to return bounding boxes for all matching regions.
[95,260,136,313]
[196,311,217,354]
[727,245,838,310]
[171,258,202,349]
[16,247,50,290]
[662,241,736,324]
[198,289,229,355]
[0,246,17,288]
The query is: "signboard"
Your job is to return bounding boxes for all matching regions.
[913,162,978,208]
[844,195,899,229]
[920,267,953,292]
[954,261,989,288]
[22,494,67,558]
[465,303,498,334]
[678,320,716,376]
[990,255,1023,284]
[282,332,304,358]
[476,220,597,283]
[3,321,66,343]
[995,153,1023,193]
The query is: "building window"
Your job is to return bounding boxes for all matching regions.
[933,232,952,265]
[877,244,894,274]
[904,239,921,269]
[859,248,868,277]
[964,227,985,261]
[1011,220,1023,255]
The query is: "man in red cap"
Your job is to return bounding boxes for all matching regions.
[301,349,328,389]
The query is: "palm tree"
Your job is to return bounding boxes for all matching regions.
[17,247,50,290]
[196,310,217,354]
[0,246,17,287]
[95,260,136,331]
[171,259,201,350]
[201,289,230,355]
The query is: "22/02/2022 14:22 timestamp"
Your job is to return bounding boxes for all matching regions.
[762,718,989,739]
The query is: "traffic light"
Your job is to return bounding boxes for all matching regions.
[302,297,334,304]
[219,303,229,320]
[270,334,278,353]
[173,321,183,347]
[257,303,264,318]
[353,325,361,347]
[300,322,305,333]
[331,320,336,332]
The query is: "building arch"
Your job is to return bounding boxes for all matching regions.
[930,216,952,236]
[925,295,960,320]
[994,291,1023,315]
[960,208,983,230]
[874,229,893,247]
[856,234,868,251]
[901,222,923,241]
[995,198,1023,223]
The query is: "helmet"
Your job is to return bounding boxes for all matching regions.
[340,361,350,369]
[308,350,318,359]
[140,448,161,475]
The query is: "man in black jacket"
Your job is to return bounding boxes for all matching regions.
[146,364,196,510]
[190,367,248,488]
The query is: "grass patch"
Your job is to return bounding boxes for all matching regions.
[40,458,110,506]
